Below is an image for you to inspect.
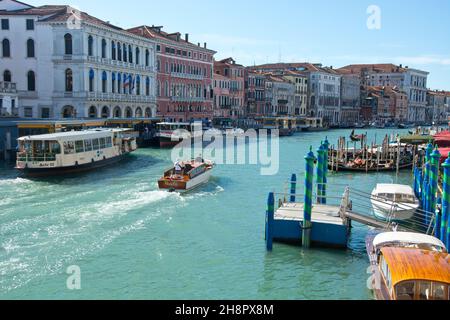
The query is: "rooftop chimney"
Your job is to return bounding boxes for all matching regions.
[185,33,189,42]
[204,42,207,49]
[198,43,200,47]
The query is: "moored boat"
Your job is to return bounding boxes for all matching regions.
[156,122,203,148]
[368,247,450,300]
[158,159,215,193]
[370,184,419,221]
[15,128,137,177]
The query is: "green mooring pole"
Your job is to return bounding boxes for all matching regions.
[430,148,441,238]
[316,144,325,204]
[323,138,330,205]
[303,147,316,249]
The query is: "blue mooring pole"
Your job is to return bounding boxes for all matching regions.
[266,192,275,251]
[441,154,450,247]
[323,138,330,205]
[430,148,441,239]
[303,147,316,249]
[316,144,325,204]
[290,174,297,203]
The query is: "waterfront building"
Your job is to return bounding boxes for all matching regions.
[212,73,231,118]
[128,26,216,123]
[264,74,295,117]
[244,70,266,118]
[366,86,408,124]
[249,63,341,126]
[213,58,245,119]
[0,3,158,119]
[335,70,361,126]
[426,90,449,125]
[282,70,308,117]
[339,64,429,124]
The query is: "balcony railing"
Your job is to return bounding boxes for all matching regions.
[0,82,17,93]
[170,96,206,102]
[171,72,204,80]
[56,55,154,72]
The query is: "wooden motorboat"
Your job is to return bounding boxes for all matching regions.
[370,184,420,221]
[158,159,215,193]
[367,247,450,300]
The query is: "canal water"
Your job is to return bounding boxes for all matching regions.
[0,129,412,300]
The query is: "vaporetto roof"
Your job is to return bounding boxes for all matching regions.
[17,129,128,142]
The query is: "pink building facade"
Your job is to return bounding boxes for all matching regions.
[128,26,216,123]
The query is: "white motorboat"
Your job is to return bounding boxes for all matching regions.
[371,184,419,221]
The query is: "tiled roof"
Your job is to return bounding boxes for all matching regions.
[249,62,339,75]
[128,25,216,53]
[338,64,407,74]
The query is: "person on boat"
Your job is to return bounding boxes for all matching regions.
[195,154,204,163]
[174,159,183,175]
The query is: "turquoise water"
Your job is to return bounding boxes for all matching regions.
[0,129,413,300]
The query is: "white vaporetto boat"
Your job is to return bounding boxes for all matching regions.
[371,184,420,221]
[16,128,137,177]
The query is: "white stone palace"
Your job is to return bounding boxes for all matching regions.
[0,0,157,119]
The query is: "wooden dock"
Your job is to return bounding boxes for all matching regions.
[267,202,350,248]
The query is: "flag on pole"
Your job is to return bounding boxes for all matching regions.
[124,74,130,90]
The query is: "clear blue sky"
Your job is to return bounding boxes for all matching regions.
[27,0,450,90]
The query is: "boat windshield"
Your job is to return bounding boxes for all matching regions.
[376,193,415,203]
[396,281,449,300]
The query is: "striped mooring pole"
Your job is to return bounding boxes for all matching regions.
[441,154,450,247]
[423,144,433,223]
[303,147,316,249]
[316,144,325,204]
[323,138,330,205]
[290,174,297,203]
[430,148,441,239]
[266,192,275,251]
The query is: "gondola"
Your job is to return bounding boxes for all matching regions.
[350,130,364,142]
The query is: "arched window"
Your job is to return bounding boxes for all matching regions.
[2,39,10,57]
[89,69,95,92]
[135,47,140,65]
[146,77,150,96]
[111,41,116,60]
[27,39,35,58]
[145,49,149,67]
[62,105,76,118]
[123,43,127,62]
[88,106,97,118]
[128,45,132,63]
[111,72,116,93]
[135,107,143,118]
[101,39,107,59]
[101,106,109,118]
[117,73,121,94]
[117,42,122,61]
[27,70,35,91]
[65,68,73,92]
[3,70,11,82]
[102,71,107,93]
[136,75,141,95]
[113,106,122,118]
[88,35,94,56]
[64,33,72,55]
[145,107,152,118]
[125,107,132,118]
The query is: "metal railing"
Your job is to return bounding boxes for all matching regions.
[17,153,57,162]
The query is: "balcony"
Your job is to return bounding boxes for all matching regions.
[53,91,156,104]
[170,96,206,102]
[55,55,154,72]
[171,72,204,80]
[0,82,17,94]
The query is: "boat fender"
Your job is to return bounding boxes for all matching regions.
[75,161,79,166]
[91,159,95,163]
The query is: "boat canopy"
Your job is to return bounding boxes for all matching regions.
[380,248,450,287]
[374,232,447,252]
[17,128,118,142]
[399,135,434,145]
[373,184,414,196]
